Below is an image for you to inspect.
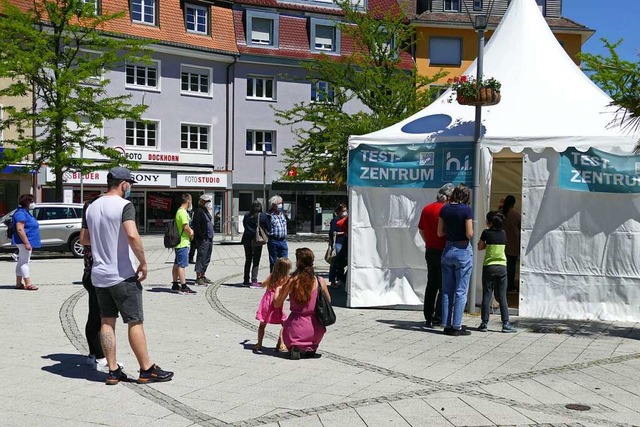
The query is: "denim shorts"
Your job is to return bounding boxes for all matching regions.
[95,277,144,323]
[174,246,189,268]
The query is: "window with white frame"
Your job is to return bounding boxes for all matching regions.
[79,0,100,14]
[311,81,335,103]
[125,60,159,90]
[311,18,340,54]
[473,0,483,11]
[246,11,279,48]
[429,37,462,66]
[126,120,158,148]
[185,3,208,34]
[444,0,460,12]
[246,130,274,153]
[181,124,209,151]
[74,50,103,84]
[246,76,275,100]
[131,0,156,25]
[181,65,211,96]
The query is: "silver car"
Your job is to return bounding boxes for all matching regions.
[0,203,85,258]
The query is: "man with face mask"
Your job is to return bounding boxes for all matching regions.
[83,167,173,385]
[172,193,195,294]
[192,194,214,286]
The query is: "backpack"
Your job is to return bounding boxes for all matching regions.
[163,220,182,249]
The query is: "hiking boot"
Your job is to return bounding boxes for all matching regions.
[105,367,128,385]
[138,364,174,384]
[478,322,488,332]
[171,283,180,293]
[201,277,214,285]
[195,277,207,286]
[179,285,196,295]
[502,322,517,333]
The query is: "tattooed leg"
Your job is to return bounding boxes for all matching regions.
[100,317,118,371]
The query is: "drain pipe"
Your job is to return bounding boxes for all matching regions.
[225,57,237,238]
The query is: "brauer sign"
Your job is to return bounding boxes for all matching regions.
[177,173,228,188]
[348,143,474,188]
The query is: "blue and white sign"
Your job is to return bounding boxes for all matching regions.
[559,147,640,193]
[349,143,474,188]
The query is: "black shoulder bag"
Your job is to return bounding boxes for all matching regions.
[315,276,336,326]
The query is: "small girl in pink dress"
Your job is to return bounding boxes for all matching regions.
[254,257,291,353]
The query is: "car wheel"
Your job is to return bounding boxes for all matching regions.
[70,235,84,258]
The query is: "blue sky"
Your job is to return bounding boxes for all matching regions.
[563,0,640,62]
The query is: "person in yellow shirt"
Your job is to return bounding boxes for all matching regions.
[171,194,196,294]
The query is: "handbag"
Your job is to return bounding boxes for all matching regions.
[252,214,268,246]
[324,234,337,264]
[315,277,336,326]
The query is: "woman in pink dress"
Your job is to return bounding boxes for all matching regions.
[274,247,331,360]
[254,257,291,353]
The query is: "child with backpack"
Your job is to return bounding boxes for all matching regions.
[253,257,291,353]
[477,211,516,333]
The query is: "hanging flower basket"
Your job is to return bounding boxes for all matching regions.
[456,86,501,106]
[448,76,502,107]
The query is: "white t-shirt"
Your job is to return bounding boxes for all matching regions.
[85,195,137,288]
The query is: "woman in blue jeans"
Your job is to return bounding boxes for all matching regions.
[437,184,473,336]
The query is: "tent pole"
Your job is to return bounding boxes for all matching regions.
[469,24,486,315]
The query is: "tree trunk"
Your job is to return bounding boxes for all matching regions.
[54,165,64,202]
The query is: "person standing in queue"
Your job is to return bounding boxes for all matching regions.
[241,201,269,287]
[192,194,214,287]
[171,194,196,295]
[266,195,288,272]
[12,194,40,291]
[502,195,521,292]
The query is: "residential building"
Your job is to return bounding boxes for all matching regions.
[399,0,594,92]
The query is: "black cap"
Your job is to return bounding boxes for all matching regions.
[107,167,136,184]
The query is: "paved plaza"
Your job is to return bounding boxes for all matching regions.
[1,235,640,426]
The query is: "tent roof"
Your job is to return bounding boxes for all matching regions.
[349,0,637,153]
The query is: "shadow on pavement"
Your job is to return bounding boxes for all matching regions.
[41,354,105,383]
[376,319,444,334]
[146,287,175,293]
[519,318,640,339]
[221,282,251,288]
[0,285,20,290]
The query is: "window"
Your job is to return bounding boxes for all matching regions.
[181,124,209,151]
[429,37,462,66]
[536,0,545,15]
[311,81,335,103]
[246,130,274,153]
[125,60,159,90]
[181,65,211,96]
[473,0,482,11]
[246,11,279,48]
[246,76,275,100]
[444,0,460,11]
[79,0,100,14]
[74,50,103,84]
[131,0,156,25]
[126,120,158,148]
[310,18,340,54]
[35,207,77,221]
[185,4,208,34]
[428,84,448,101]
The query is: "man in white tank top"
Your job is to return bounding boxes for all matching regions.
[82,167,174,385]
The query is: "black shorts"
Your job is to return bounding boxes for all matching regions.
[95,277,144,323]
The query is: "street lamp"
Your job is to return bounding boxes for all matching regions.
[262,146,267,207]
[463,1,495,314]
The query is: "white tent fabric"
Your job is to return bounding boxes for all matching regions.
[346,0,640,321]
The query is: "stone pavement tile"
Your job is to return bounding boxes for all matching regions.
[277,414,324,426]
[458,395,536,425]
[79,409,158,426]
[318,408,369,427]
[355,402,412,426]
[508,378,574,405]
[389,398,454,426]
[148,413,196,427]
[293,391,351,408]
[423,395,493,426]
[475,384,542,405]
[582,364,640,398]
[217,402,289,423]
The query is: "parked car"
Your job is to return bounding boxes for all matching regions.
[0,203,85,257]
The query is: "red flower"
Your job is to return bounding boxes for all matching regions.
[461,75,468,82]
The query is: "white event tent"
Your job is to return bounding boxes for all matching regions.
[346,0,640,321]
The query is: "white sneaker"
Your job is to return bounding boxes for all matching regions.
[95,358,124,373]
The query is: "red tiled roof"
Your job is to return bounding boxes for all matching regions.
[2,0,239,55]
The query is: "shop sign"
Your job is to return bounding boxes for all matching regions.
[48,167,171,187]
[559,147,640,194]
[148,194,172,211]
[177,173,228,188]
[115,146,181,163]
[348,142,474,188]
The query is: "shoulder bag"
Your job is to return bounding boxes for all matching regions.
[315,276,336,326]
[324,233,337,264]
[252,213,268,246]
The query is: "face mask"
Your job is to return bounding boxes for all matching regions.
[123,184,131,199]
[342,211,348,217]
[206,201,212,209]
[28,203,36,210]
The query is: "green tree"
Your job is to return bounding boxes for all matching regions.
[580,39,640,149]
[274,1,446,187]
[0,0,152,201]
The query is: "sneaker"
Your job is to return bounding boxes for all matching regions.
[96,359,124,373]
[105,367,128,385]
[171,283,180,293]
[138,364,174,383]
[179,285,196,295]
[289,346,301,360]
[195,277,207,286]
[444,327,471,336]
[202,277,214,285]
[424,320,434,328]
[502,322,517,333]
[478,322,488,332]
[249,282,262,289]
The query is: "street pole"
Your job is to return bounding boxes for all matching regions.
[80,146,84,203]
[468,16,487,314]
[262,148,267,207]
